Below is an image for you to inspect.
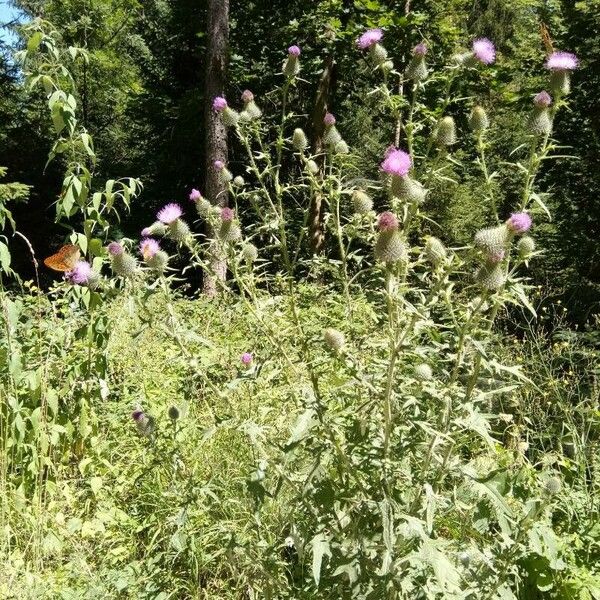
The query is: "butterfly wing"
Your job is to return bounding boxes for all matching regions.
[44,245,81,272]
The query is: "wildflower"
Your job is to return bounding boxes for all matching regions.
[146,249,169,273]
[241,352,253,366]
[472,38,496,65]
[141,221,167,237]
[352,190,373,215]
[195,197,212,218]
[324,328,345,352]
[405,42,429,82]
[233,176,245,188]
[212,96,228,112]
[283,45,301,77]
[544,476,562,495]
[357,28,383,50]
[214,160,233,183]
[306,160,319,175]
[189,188,202,201]
[66,260,93,285]
[109,243,137,277]
[375,212,407,263]
[517,236,535,258]
[474,225,510,255]
[469,106,489,132]
[488,249,505,264]
[157,203,183,225]
[292,128,309,151]
[506,212,532,233]
[107,241,124,256]
[414,363,433,381]
[476,262,506,291]
[140,237,160,260]
[324,112,336,126]
[219,207,241,242]
[381,148,412,177]
[323,116,343,149]
[168,406,180,420]
[240,89,261,121]
[435,116,457,146]
[242,243,258,262]
[378,211,399,231]
[131,409,154,437]
[221,206,235,222]
[546,51,578,95]
[529,92,553,136]
[424,236,447,266]
[391,175,427,204]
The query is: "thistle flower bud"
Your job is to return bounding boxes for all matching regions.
[219,210,242,242]
[239,90,262,121]
[146,249,169,273]
[334,140,349,154]
[214,160,233,184]
[375,230,407,263]
[436,116,457,146]
[528,102,553,137]
[222,107,240,128]
[283,45,301,77]
[292,128,309,151]
[352,190,373,215]
[324,112,336,126]
[369,43,388,66]
[517,236,535,258]
[475,262,506,291]
[323,328,345,352]
[111,250,137,278]
[168,219,191,243]
[544,476,562,495]
[474,225,510,255]
[405,43,428,82]
[414,363,433,381]
[168,405,180,420]
[425,236,447,266]
[381,60,394,74]
[391,175,427,204]
[233,175,245,188]
[195,198,212,218]
[306,160,320,175]
[323,125,343,148]
[141,221,167,237]
[242,243,258,262]
[469,106,489,132]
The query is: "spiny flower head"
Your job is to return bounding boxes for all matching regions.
[189,188,202,201]
[67,260,93,285]
[241,89,254,103]
[140,237,160,260]
[413,42,428,56]
[213,160,225,171]
[131,409,144,422]
[357,28,383,50]
[241,352,253,366]
[212,96,228,112]
[472,38,496,65]
[507,212,532,233]
[324,112,336,126]
[381,147,412,177]
[107,241,123,256]
[534,91,552,108]
[378,211,399,231]
[157,203,183,225]
[221,206,235,222]
[546,51,578,71]
[288,45,301,56]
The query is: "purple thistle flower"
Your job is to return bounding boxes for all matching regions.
[546,51,578,71]
[472,38,496,65]
[533,91,552,107]
[107,241,124,256]
[324,112,336,126]
[213,96,228,112]
[288,45,301,57]
[157,203,183,225]
[241,352,253,366]
[378,211,399,231]
[189,188,202,201]
[140,238,160,260]
[381,147,412,177]
[213,160,225,171]
[221,207,234,222]
[131,409,144,422]
[141,227,152,237]
[357,28,383,50]
[413,42,428,56]
[66,260,93,285]
[507,212,532,233]
[241,89,254,103]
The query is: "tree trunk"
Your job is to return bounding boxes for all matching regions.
[203,0,229,297]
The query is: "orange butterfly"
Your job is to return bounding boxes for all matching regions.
[44,244,81,272]
[540,22,554,54]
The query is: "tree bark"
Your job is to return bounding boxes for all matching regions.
[203,0,229,297]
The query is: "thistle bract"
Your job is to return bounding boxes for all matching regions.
[469,106,489,132]
[242,243,258,262]
[111,251,137,278]
[147,250,169,273]
[414,363,433,381]
[476,262,506,291]
[375,230,407,263]
[324,328,345,352]
[292,128,309,151]
[474,225,510,255]
[425,236,447,266]
[436,116,457,146]
[167,218,191,243]
[352,190,373,215]
[391,175,427,204]
[517,236,535,258]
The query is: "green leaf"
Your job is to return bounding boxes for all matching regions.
[311,533,331,587]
